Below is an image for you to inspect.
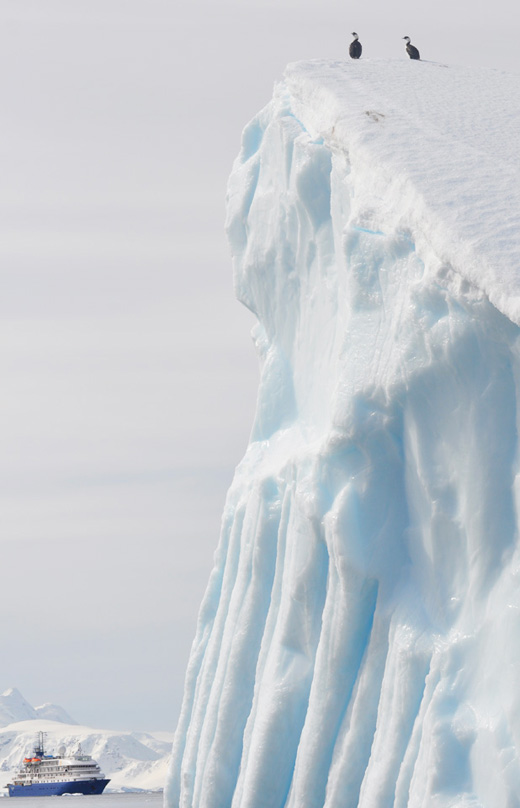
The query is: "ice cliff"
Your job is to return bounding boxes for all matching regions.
[165,60,520,808]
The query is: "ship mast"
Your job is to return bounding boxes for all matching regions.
[34,731,46,757]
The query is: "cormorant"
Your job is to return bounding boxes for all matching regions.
[403,36,420,60]
[349,33,362,59]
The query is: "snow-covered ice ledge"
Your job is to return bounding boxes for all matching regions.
[165,60,520,808]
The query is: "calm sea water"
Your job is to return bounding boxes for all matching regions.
[0,794,162,806]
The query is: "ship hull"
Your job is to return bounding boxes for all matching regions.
[7,778,110,797]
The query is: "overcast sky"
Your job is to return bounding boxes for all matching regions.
[1,0,519,732]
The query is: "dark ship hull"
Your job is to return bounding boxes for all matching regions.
[8,777,110,796]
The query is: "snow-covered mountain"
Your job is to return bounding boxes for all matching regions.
[165,60,520,808]
[0,688,38,727]
[34,702,78,725]
[0,687,76,728]
[0,690,172,793]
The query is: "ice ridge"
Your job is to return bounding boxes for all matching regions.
[165,60,520,808]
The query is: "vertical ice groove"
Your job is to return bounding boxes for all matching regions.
[323,610,391,808]
[166,61,520,808]
[193,480,282,808]
[233,470,331,808]
[231,480,296,807]
[357,620,432,808]
[286,573,379,808]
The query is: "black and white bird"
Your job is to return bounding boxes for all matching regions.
[403,36,420,60]
[349,32,362,59]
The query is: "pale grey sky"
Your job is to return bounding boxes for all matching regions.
[1,0,519,731]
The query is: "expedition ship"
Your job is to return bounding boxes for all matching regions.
[5,732,110,797]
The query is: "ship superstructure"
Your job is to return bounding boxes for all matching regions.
[5,732,110,797]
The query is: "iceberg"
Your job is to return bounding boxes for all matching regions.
[165,59,520,807]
